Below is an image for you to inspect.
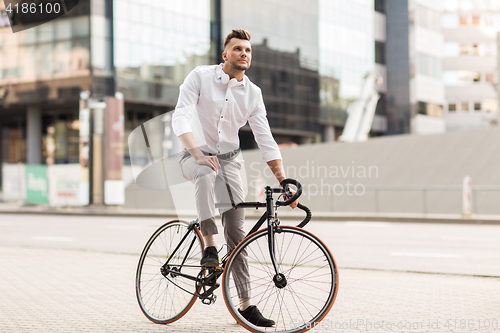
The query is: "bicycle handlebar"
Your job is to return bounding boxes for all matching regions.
[217,178,312,227]
[296,202,312,228]
[275,178,311,228]
[276,178,302,206]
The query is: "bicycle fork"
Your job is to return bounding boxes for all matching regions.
[265,186,287,289]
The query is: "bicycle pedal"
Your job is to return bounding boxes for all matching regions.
[201,295,217,305]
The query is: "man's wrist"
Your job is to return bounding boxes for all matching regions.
[188,147,205,161]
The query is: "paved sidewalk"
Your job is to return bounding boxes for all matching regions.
[1,246,499,332]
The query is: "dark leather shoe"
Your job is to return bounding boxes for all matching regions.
[200,246,219,267]
[238,305,275,327]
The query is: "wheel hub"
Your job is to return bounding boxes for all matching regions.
[273,273,287,288]
[161,266,179,278]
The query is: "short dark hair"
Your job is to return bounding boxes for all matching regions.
[223,29,251,50]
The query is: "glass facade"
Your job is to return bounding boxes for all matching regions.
[0,1,90,165]
[0,1,90,88]
[222,0,320,144]
[319,0,374,113]
[113,0,214,163]
[385,0,411,134]
[2,0,383,167]
[113,0,213,106]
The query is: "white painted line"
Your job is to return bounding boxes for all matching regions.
[32,236,74,242]
[105,225,143,230]
[441,236,497,242]
[0,221,15,226]
[390,252,462,259]
[345,222,390,227]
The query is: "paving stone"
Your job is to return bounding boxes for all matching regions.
[0,246,499,332]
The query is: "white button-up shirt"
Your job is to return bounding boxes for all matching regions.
[172,63,282,163]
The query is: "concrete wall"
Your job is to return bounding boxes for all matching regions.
[125,127,500,215]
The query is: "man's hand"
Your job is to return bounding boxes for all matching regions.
[178,132,221,174]
[196,155,221,174]
[284,189,299,209]
[267,159,299,209]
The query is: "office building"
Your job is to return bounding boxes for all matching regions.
[1,0,388,191]
[441,0,500,130]
[385,0,446,135]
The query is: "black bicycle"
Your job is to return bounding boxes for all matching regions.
[135,179,339,333]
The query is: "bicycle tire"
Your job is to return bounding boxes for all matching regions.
[222,226,339,333]
[136,219,204,324]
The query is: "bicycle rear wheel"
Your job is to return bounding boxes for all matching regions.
[136,219,204,324]
[222,226,338,333]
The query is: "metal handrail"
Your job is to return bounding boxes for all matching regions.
[364,185,500,191]
[363,185,500,214]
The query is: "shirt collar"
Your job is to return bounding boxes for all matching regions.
[216,63,246,87]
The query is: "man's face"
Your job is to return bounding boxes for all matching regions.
[223,38,252,71]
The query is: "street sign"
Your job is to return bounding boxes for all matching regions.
[25,165,48,204]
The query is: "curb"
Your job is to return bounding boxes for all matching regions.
[0,205,499,225]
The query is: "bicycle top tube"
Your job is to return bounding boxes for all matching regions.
[214,187,283,209]
[214,178,312,228]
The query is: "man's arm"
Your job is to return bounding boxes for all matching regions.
[178,132,220,173]
[173,69,220,173]
[266,159,298,208]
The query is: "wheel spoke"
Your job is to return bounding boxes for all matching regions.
[136,221,203,323]
[223,226,338,333]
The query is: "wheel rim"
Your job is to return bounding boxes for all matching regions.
[136,221,204,323]
[223,226,338,333]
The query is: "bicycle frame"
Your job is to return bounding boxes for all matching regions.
[159,185,302,296]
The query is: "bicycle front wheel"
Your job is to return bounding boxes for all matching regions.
[222,226,339,333]
[136,219,204,324]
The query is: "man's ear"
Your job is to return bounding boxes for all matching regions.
[222,51,227,61]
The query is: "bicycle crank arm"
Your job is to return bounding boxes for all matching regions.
[199,283,220,300]
[161,267,200,283]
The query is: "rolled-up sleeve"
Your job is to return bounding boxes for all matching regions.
[248,90,282,163]
[172,69,200,136]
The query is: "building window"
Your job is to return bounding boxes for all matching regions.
[472,15,481,25]
[474,102,482,111]
[375,0,384,13]
[417,101,443,117]
[416,5,440,32]
[459,15,468,25]
[441,13,459,28]
[415,53,442,78]
[458,71,482,84]
[461,102,469,112]
[444,42,459,57]
[448,103,457,112]
[484,99,497,113]
[471,44,479,55]
[417,101,427,115]
[459,44,470,54]
[375,41,385,64]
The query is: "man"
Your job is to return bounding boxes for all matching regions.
[172,29,297,327]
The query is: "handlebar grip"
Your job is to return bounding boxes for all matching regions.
[296,203,311,228]
[276,178,302,206]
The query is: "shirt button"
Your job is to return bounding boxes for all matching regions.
[221,116,223,118]
[226,99,228,101]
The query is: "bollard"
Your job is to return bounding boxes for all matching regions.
[462,175,472,216]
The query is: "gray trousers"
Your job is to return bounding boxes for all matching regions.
[179,150,250,299]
